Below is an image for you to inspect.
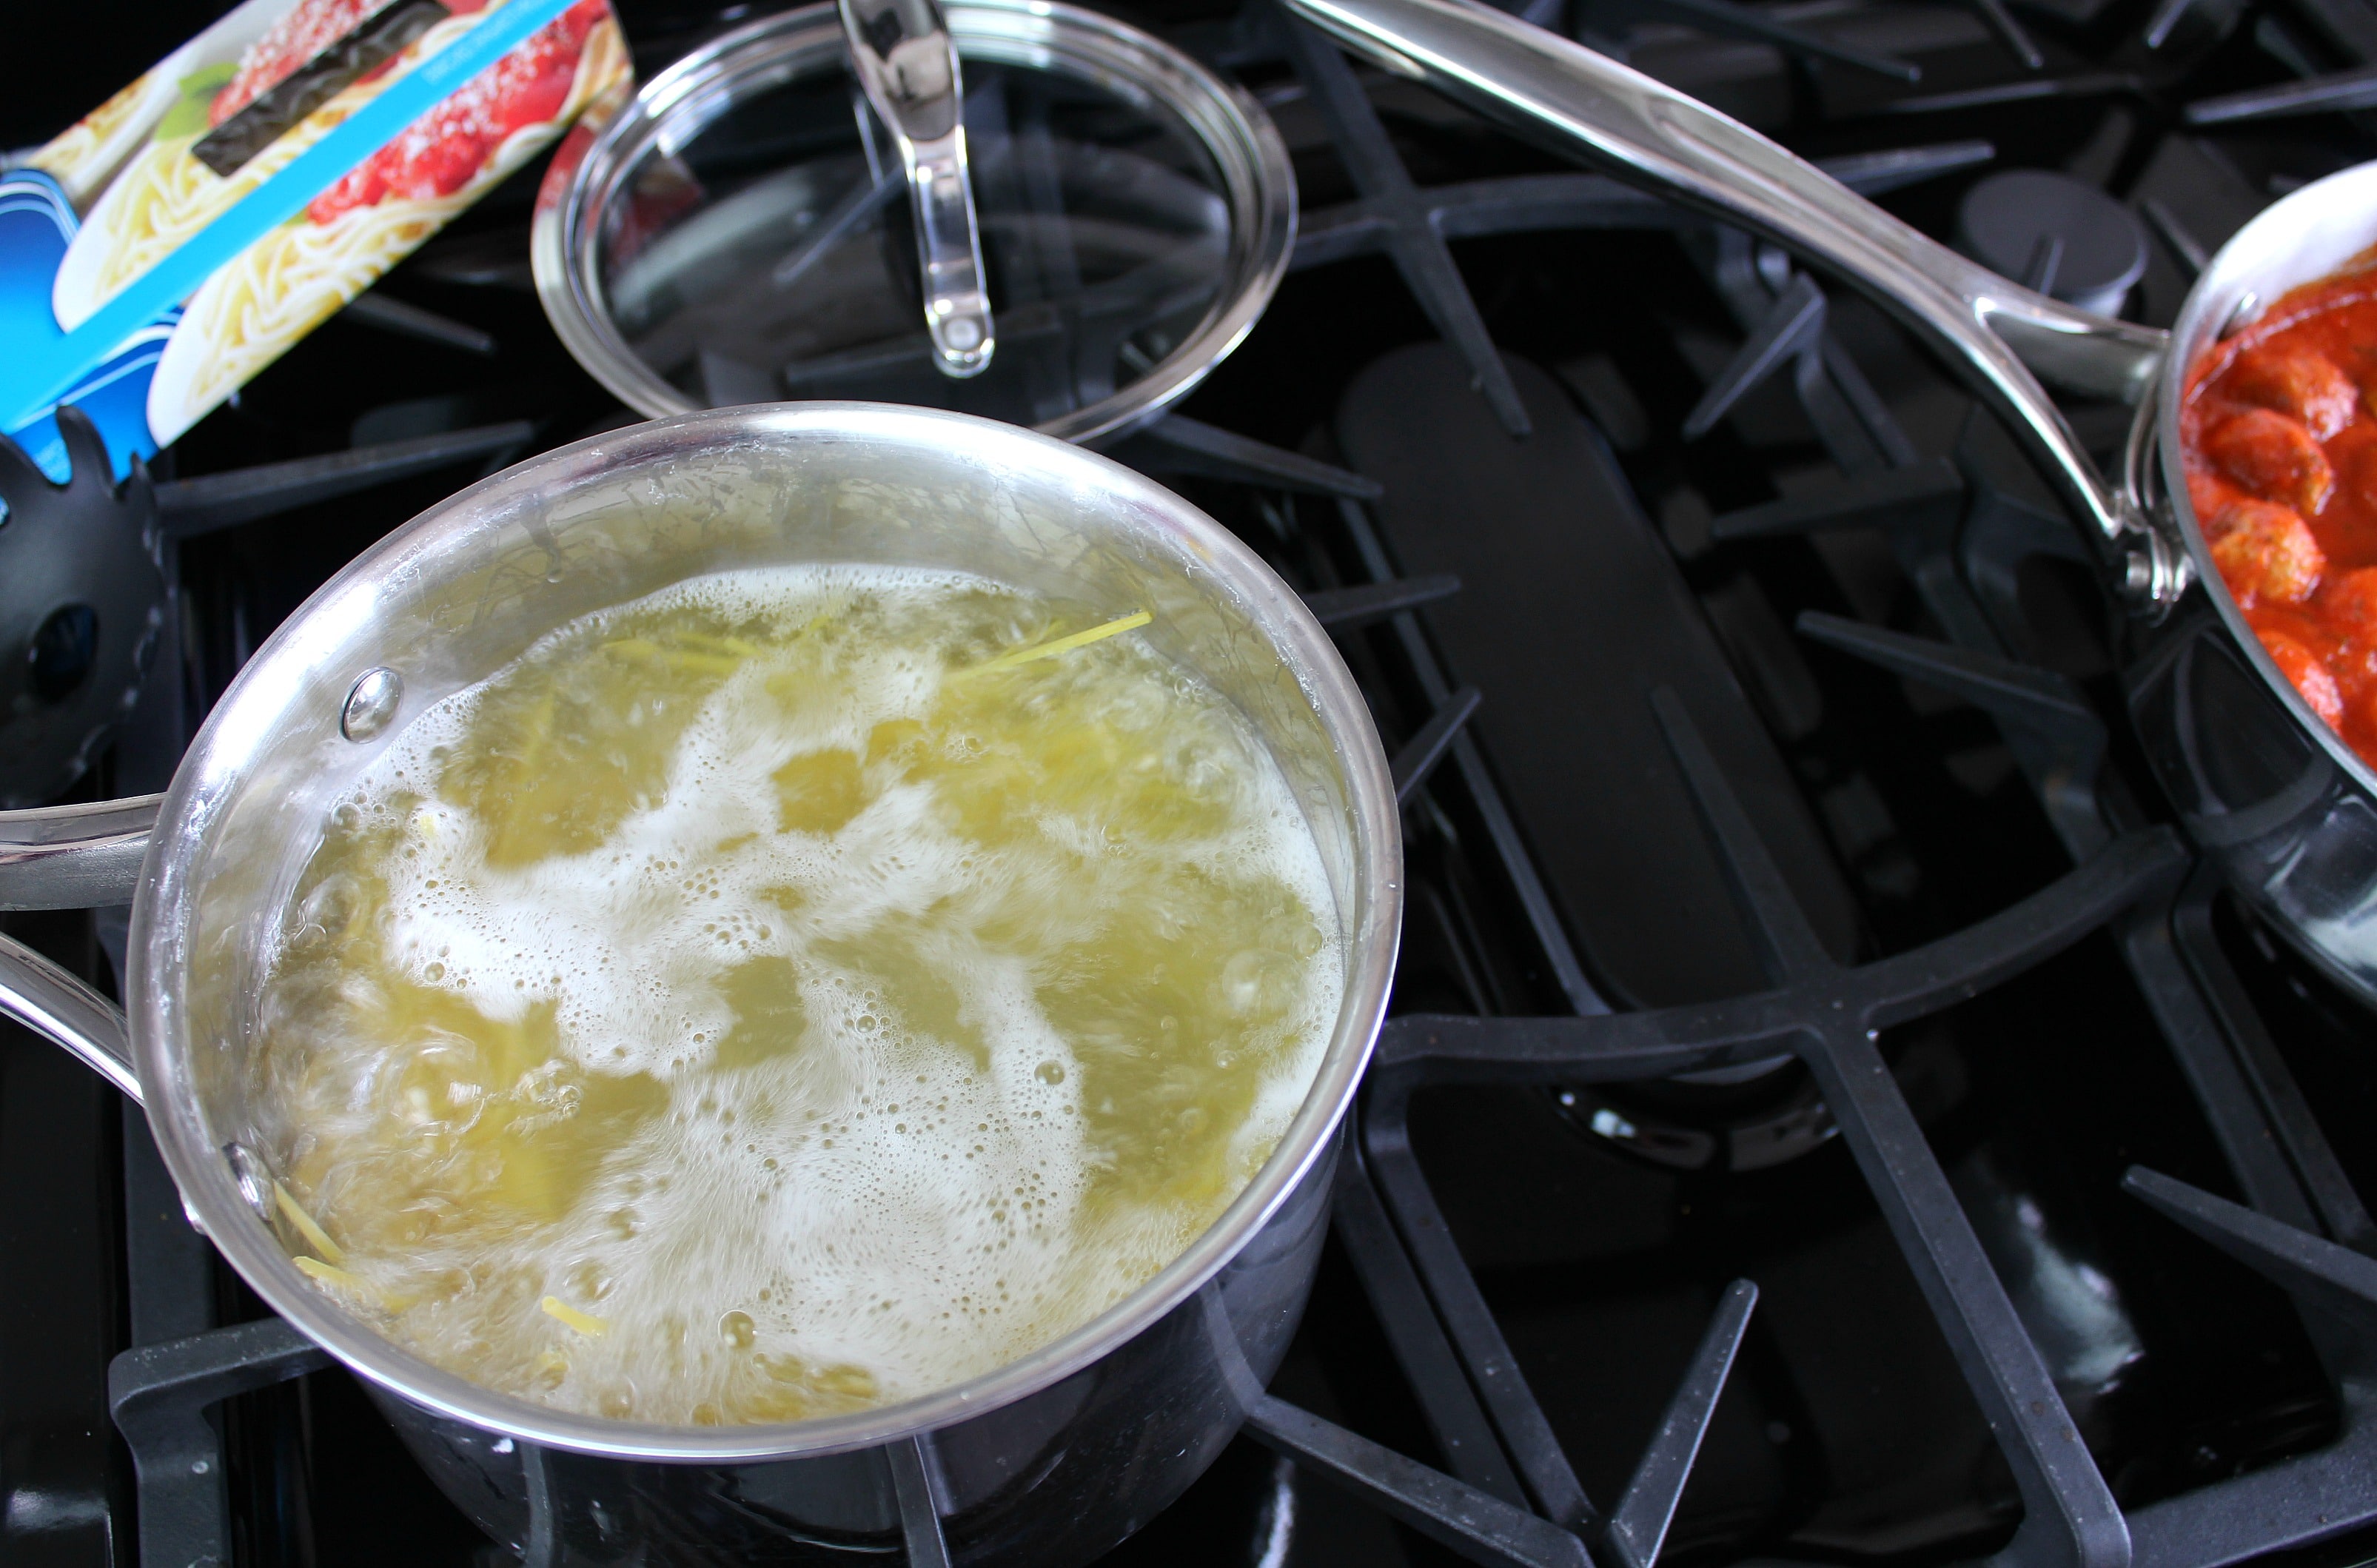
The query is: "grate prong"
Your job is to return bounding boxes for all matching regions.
[1968,0,2045,68]
[1394,686,1483,805]
[158,422,537,538]
[1281,12,1533,436]
[110,1318,329,1568]
[1710,458,1964,540]
[2124,1167,2377,1330]
[1681,275,1826,441]
[1119,413,1384,497]
[1244,1395,1593,1567]
[1794,613,2105,777]
[1304,574,1463,628]
[340,292,497,357]
[1335,1147,1534,1505]
[2186,64,2377,124]
[889,1436,955,1568]
[1601,1281,1759,1568]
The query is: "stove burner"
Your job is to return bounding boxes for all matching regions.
[0,406,166,808]
[1953,169,2149,317]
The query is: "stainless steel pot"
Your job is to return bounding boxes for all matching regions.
[0,403,1401,1564]
[1275,0,2377,1005]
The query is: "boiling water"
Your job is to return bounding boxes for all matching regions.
[250,564,1343,1424]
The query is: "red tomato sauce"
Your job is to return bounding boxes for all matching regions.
[2182,255,2377,767]
[303,0,606,226]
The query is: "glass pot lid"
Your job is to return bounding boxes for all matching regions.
[533,0,1294,443]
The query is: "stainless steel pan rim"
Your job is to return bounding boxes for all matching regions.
[124,401,1402,1462]
[531,0,1297,446]
[2152,160,2377,805]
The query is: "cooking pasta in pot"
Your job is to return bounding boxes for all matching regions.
[249,564,1343,1425]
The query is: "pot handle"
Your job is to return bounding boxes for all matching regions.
[1278,0,2193,610]
[0,795,159,1103]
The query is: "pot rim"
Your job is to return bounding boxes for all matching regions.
[529,0,1297,446]
[2154,158,2377,806]
[127,401,1403,1461]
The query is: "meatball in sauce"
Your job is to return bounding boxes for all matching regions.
[2183,261,2377,765]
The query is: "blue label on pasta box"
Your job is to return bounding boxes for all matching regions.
[0,172,178,484]
[1,0,631,484]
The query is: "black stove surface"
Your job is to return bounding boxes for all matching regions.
[9,0,2377,1563]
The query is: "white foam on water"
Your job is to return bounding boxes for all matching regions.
[287,564,1345,1414]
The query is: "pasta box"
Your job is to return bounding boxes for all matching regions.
[0,0,631,488]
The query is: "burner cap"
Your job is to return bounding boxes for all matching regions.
[1954,169,2148,318]
[533,0,1292,445]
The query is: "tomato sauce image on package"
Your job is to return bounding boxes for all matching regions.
[0,0,630,479]
[2183,256,2377,771]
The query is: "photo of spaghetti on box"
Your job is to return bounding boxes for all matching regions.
[0,0,630,485]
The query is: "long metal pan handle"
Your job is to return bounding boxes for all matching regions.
[1280,0,2188,605]
[0,795,158,1102]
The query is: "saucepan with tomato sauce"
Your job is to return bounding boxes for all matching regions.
[1264,0,2377,1001]
[2179,284,2377,753]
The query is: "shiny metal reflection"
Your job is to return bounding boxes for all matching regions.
[838,0,997,378]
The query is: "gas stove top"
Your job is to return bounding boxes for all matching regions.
[10,0,2377,1562]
